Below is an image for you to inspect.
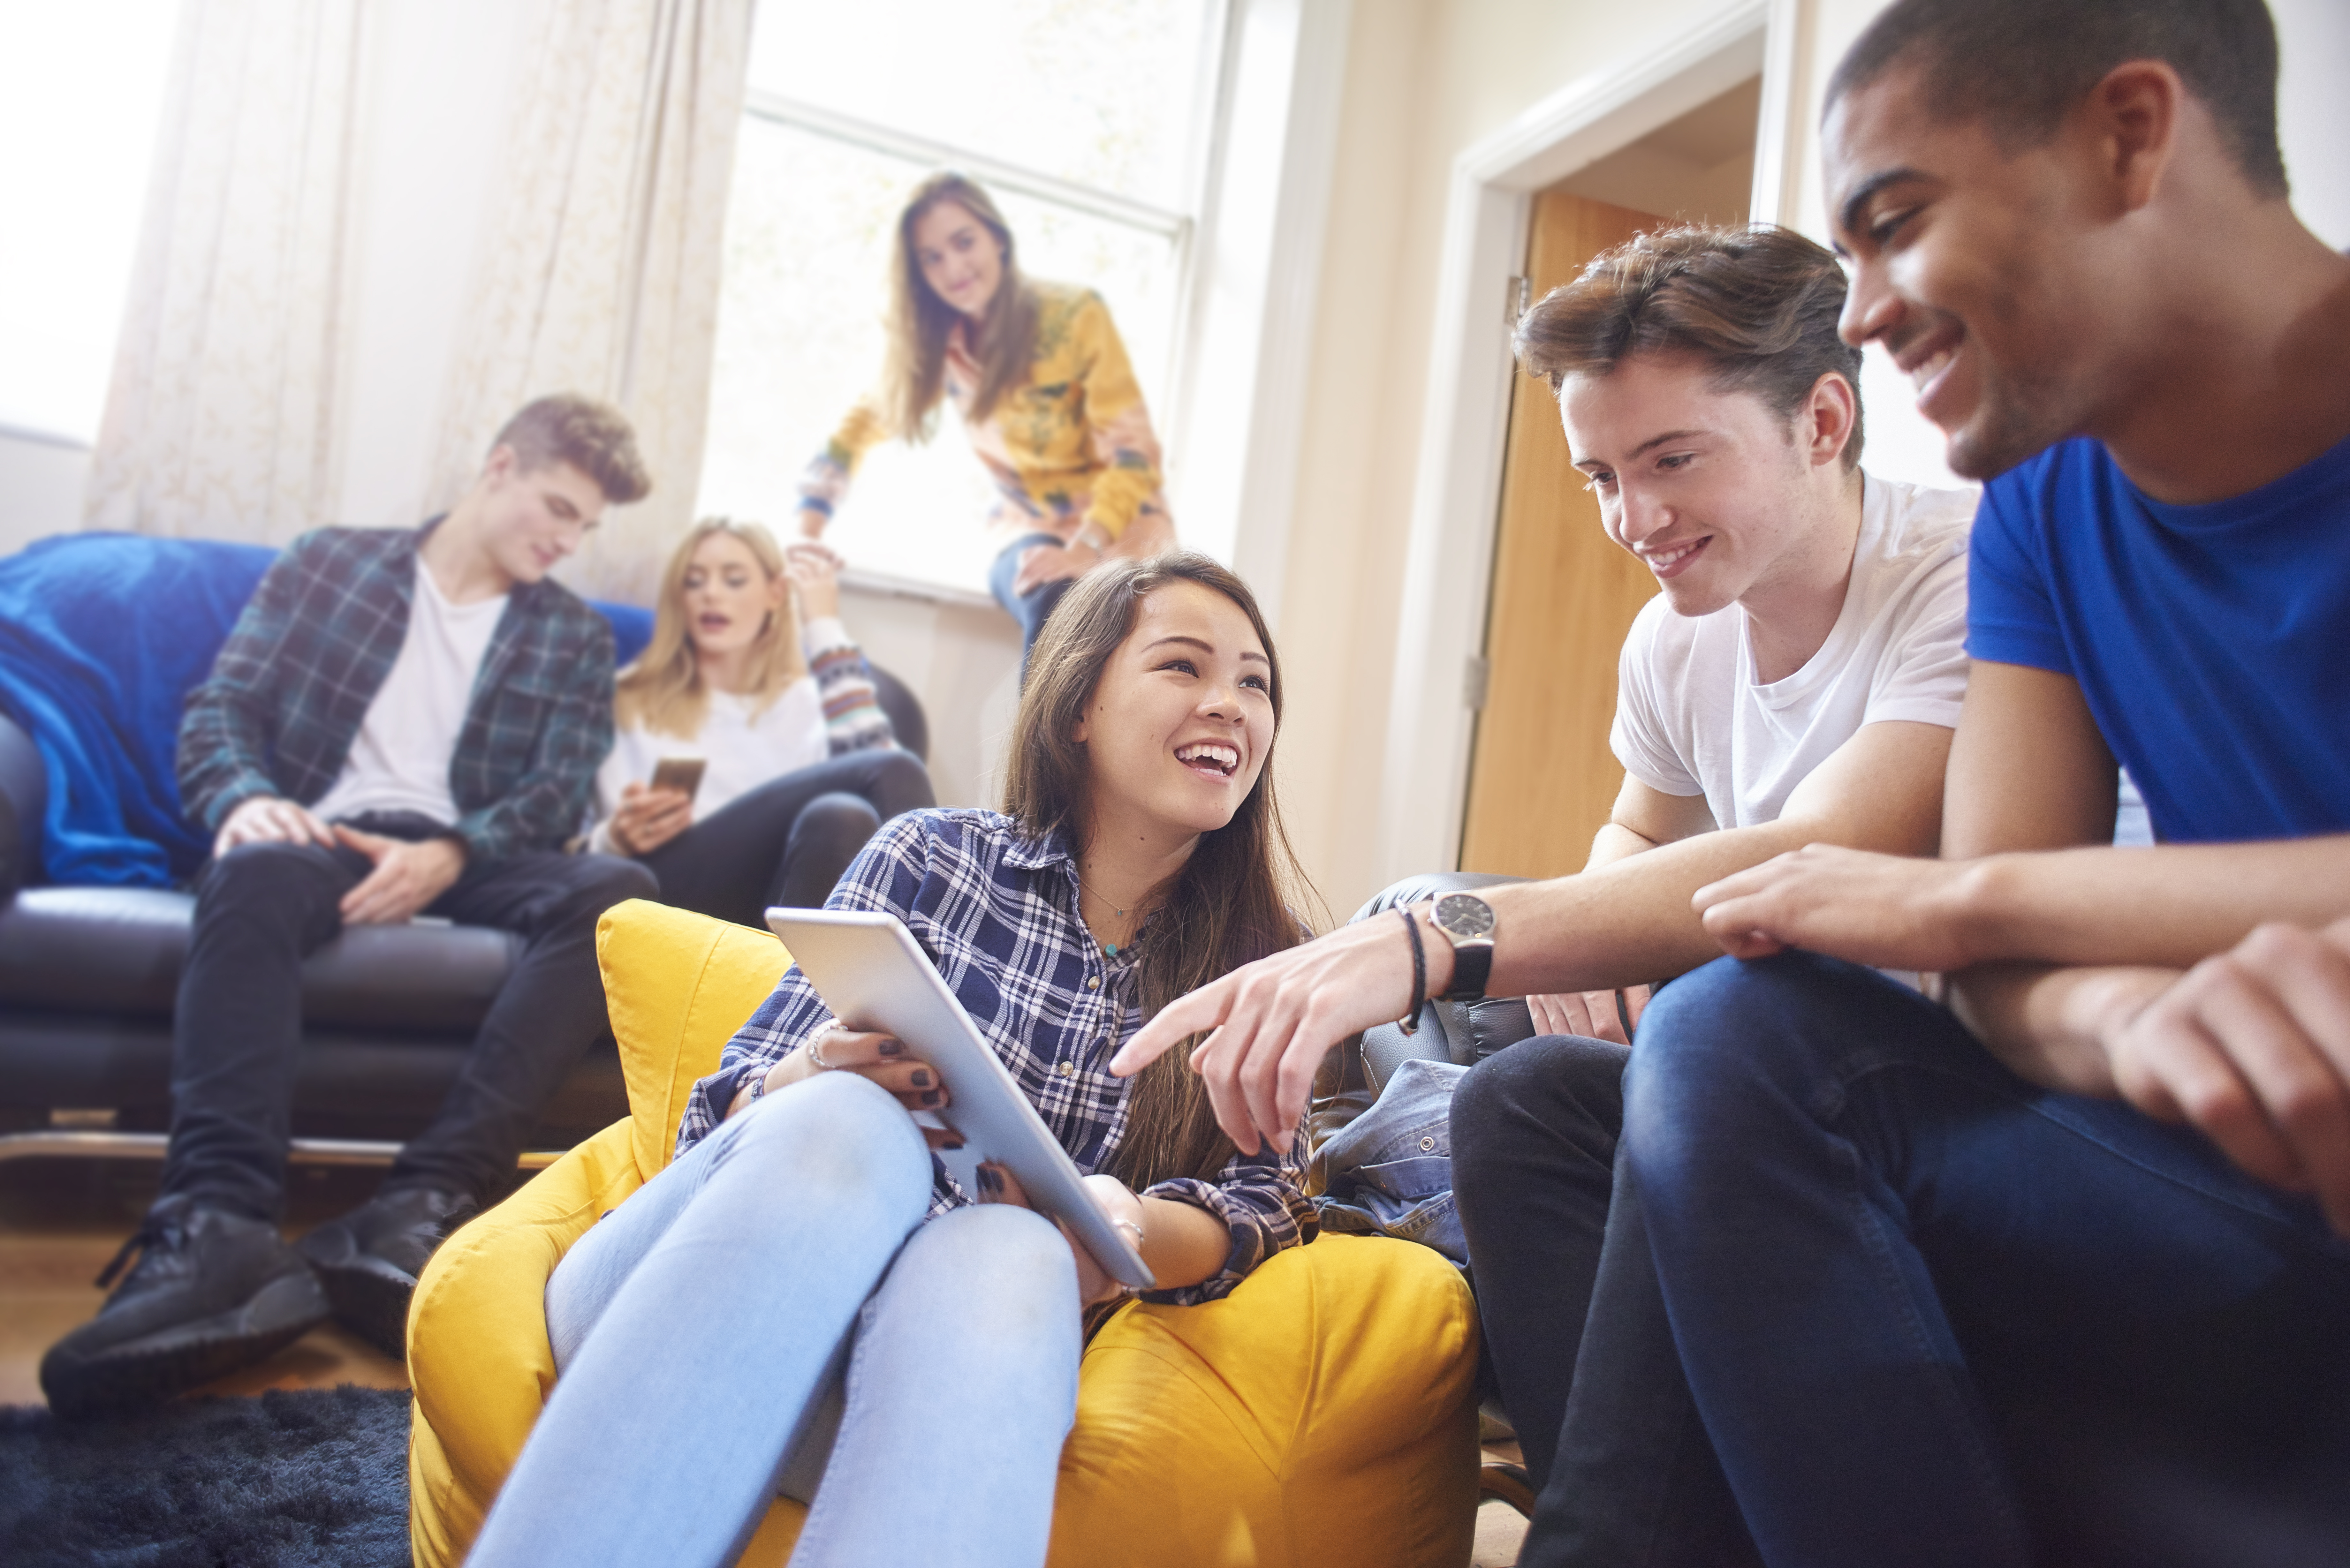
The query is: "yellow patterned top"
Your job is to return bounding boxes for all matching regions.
[800,283,1171,547]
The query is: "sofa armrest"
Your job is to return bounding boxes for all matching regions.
[0,712,49,900]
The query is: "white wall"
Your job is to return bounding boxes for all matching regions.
[836,580,1024,810]
[1271,0,1749,915]
[2274,0,2350,251]
[0,430,91,555]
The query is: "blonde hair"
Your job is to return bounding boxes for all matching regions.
[880,171,1041,441]
[615,518,807,739]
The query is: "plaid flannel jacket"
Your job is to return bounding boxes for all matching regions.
[177,522,615,863]
[680,809,1319,1305]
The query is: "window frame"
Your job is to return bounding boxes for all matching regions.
[719,1,1236,599]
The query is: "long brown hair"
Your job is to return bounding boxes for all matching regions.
[614,518,807,739]
[1004,553,1321,1187]
[880,171,1042,441]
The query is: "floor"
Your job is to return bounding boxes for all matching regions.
[2,1154,1533,1564]
[0,1156,410,1409]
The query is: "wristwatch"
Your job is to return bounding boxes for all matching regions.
[1426,893,1497,1001]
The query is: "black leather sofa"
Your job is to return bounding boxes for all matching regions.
[0,676,928,1165]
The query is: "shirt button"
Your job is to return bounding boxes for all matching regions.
[1056,1061,1076,1077]
[1418,1135,1437,1152]
[1086,976,1100,990]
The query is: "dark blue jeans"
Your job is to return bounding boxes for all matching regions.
[1626,952,2350,1568]
[987,532,1078,666]
[1453,1035,1759,1568]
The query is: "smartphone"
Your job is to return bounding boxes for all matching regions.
[649,756,708,803]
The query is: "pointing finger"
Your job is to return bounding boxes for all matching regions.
[1113,981,1232,1076]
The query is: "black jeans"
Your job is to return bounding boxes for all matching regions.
[1451,1034,1759,1568]
[161,813,657,1220]
[635,749,933,928]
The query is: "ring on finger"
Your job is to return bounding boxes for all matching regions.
[807,1026,836,1072]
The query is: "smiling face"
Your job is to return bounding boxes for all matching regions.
[1561,351,1854,619]
[909,199,1007,322]
[472,448,607,587]
[1071,581,1276,841]
[1824,64,2124,479]
[677,530,786,660]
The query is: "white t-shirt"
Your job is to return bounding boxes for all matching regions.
[588,616,853,854]
[1610,473,1976,832]
[312,563,508,825]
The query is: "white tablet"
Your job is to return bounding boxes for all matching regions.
[764,908,1156,1291]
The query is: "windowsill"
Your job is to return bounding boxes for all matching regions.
[838,566,998,614]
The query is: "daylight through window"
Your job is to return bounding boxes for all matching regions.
[697,0,1226,596]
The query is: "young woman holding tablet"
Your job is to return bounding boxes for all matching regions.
[591,517,933,925]
[797,171,1176,653]
[472,553,1316,1567]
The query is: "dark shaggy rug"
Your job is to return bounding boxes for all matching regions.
[0,1385,413,1567]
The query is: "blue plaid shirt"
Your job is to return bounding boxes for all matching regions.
[681,809,1318,1304]
[177,522,614,863]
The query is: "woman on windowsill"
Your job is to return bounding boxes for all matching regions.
[797,170,1176,657]
[589,517,933,926]
[470,554,1317,1568]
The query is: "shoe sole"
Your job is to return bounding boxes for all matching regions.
[310,1255,416,1362]
[42,1270,331,1419]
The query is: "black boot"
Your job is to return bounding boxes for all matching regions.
[296,1184,479,1360]
[40,1193,330,1420]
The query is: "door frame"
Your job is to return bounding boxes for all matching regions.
[1370,0,1777,887]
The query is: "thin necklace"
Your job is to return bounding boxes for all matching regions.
[1077,868,1141,954]
[1076,868,1133,918]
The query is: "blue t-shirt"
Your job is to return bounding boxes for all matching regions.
[1968,433,2350,845]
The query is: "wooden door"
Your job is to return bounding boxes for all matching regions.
[1459,192,1665,878]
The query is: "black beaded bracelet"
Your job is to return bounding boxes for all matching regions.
[1395,907,1427,1036]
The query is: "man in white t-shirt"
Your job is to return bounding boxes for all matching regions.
[1112,224,1975,1557]
[42,396,662,1419]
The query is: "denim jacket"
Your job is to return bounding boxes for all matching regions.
[1306,1058,1469,1265]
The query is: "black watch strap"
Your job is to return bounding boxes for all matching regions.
[1442,941,1492,1002]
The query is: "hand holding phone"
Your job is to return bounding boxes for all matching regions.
[650,756,708,802]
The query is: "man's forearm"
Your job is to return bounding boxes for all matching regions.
[1946,961,2175,1096]
[1480,815,1891,996]
[1952,836,2350,971]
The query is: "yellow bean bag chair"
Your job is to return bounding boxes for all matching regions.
[408,899,1479,1567]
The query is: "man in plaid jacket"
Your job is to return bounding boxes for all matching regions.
[44,396,660,1416]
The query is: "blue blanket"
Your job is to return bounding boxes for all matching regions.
[0,533,653,888]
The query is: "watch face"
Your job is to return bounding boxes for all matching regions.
[1433,893,1496,941]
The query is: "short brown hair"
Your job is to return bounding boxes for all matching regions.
[490,394,652,505]
[1514,223,1864,470]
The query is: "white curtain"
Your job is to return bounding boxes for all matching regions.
[429,0,755,603]
[83,0,365,541]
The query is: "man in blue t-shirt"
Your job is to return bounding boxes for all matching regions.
[1571,1,2350,1563]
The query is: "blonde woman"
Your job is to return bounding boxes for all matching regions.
[593,519,933,924]
[798,170,1176,654]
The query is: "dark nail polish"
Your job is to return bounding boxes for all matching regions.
[878,1039,905,1057]
[921,1089,943,1106]
[944,1139,965,1151]
[911,1068,932,1088]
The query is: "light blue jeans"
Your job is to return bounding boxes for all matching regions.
[468,1070,1084,1568]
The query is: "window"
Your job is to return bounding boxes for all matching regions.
[695,0,1227,596]
[0,3,180,445]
